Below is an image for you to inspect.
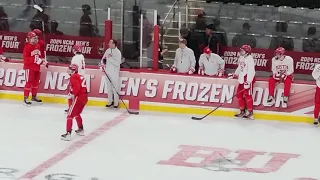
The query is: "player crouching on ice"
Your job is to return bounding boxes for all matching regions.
[312,64,320,125]
[267,47,294,108]
[228,45,256,119]
[198,47,225,76]
[170,38,196,74]
[61,64,88,141]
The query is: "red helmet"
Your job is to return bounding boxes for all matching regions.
[240,45,252,54]
[73,44,82,53]
[33,29,42,37]
[275,47,285,58]
[203,47,212,54]
[27,31,38,45]
[68,64,78,74]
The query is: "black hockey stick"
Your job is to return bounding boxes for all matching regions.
[191,89,246,120]
[103,71,139,115]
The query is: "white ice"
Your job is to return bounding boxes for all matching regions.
[0,100,319,180]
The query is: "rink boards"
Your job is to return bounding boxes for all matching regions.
[0,62,316,123]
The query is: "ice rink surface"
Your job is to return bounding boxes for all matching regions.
[0,100,319,180]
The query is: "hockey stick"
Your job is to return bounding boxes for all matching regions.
[191,88,246,120]
[103,71,139,115]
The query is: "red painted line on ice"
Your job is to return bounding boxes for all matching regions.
[18,112,129,180]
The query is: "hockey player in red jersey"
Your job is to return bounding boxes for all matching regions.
[228,45,256,119]
[23,31,44,105]
[311,64,320,125]
[267,47,294,108]
[61,64,88,141]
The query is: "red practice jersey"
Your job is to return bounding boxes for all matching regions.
[38,39,45,58]
[70,73,87,97]
[23,43,41,71]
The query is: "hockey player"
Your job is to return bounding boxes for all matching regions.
[228,45,256,119]
[312,64,320,125]
[267,47,294,108]
[23,31,44,105]
[198,47,225,76]
[65,45,86,113]
[170,38,196,74]
[61,64,88,141]
[99,39,121,108]
[71,44,85,76]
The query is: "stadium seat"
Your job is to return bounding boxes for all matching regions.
[237,4,255,20]
[253,5,273,21]
[50,0,74,8]
[219,18,231,32]
[249,20,267,35]
[256,35,272,49]
[287,7,309,23]
[10,19,30,33]
[49,8,67,23]
[4,5,25,18]
[7,0,25,6]
[219,3,239,19]
[306,9,320,24]
[203,1,221,18]
[65,9,82,24]
[56,23,74,36]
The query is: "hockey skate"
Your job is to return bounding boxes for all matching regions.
[64,109,69,114]
[234,110,246,118]
[31,96,43,105]
[61,132,71,141]
[106,102,114,108]
[266,96,275,106]
[75,127,84,136]
[243,111,254,120]
[282,96,288,108]
[314,118,319,127]
[23,97,32,106]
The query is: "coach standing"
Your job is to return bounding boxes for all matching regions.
[100,39,121,109]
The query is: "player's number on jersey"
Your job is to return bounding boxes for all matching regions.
[80,76,86,88]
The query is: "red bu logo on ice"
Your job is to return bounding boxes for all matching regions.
[158,145,299,173]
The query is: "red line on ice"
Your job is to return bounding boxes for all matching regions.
[18,112,129,180]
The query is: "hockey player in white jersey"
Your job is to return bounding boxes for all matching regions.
[267,47,294,108]
[228,45,256,119]
[71,44,86,76]
[312,64,320,125]
[170,38,196,74]
[99,39,121,108]
[198,47,225,76]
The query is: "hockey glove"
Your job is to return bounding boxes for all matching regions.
[244,81,251,89]
[99,63,105,72]
[35,58,44,65]
[198,67,204,75]
[67,93,74,100]
[0,56,9,62]
[281,74,287,81]
[227,73,234,79]
[170,65,177,73]
[188,67,195,74]
[273,73,281,80]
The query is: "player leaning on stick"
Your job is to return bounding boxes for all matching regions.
[267,47,294,108]
[228,45,256,119]
[312,64,320,126]
[198,47,225,77]
[99,39,121,108]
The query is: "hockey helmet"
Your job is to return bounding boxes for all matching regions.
[68,64,78,74]
[203,47,212,54]
[274,47,285,59]
[27,31,38,45]
[73,44,82,54]
[33,29,42,37]
[239,45,251,56]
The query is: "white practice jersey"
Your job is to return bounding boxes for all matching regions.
[101,47,121,77]
[235,54,255,84]
[173,47,196,73]
[199,53,225,76]
[271,56,294,75]
[312,64,320,88]
[71,54,86,76]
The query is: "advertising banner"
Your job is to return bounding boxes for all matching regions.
[0,62,316,115]
[0,31,104,59]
